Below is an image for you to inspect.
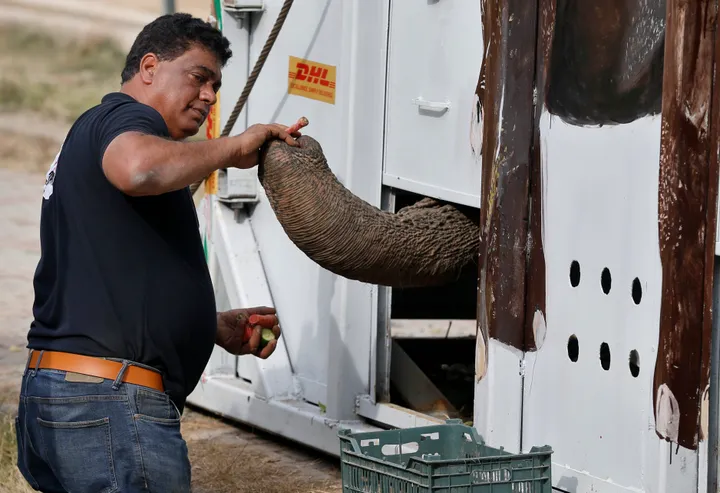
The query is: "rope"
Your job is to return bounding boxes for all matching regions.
[190,0,295,195]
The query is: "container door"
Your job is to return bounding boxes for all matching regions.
[383,0,484,208]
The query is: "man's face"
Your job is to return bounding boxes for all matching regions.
[142,45,223,140]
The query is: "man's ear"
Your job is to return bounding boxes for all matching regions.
[138,53,159,85]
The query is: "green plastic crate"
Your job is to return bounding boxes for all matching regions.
[338,419,552,493]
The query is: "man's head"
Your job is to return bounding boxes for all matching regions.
[121,13,232,140]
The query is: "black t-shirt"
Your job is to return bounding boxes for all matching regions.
[28,92,217,411]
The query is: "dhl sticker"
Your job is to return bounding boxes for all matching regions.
[288,56,336,105]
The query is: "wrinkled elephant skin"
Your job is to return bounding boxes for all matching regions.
[258,135,480,288]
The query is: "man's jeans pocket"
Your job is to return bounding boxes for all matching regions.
[134,388,181,424]
[30,394,122,493]
[36,416,119,493]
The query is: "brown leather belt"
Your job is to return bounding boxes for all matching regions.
[27,350,164,392]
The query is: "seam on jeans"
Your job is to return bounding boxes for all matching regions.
[104,417,120,492]
[135,387,171,401]
[169,398,182,420]
[28,395,127,404]
[37,416,109,429]
[133,414,182,425]
[127,392,149,491]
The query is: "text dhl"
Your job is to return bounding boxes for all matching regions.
[288,56,336,105]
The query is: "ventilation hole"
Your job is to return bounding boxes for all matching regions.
[632,278,642,305]
[567,335,579,362]
[629,350,640,377]
[600,343,611,370]
[570,261,581,287]
[601,268,612,294]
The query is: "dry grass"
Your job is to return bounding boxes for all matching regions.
[0,23,127,123]
[0,22,207,176]
[0,388,34,493]
[189,438,341,493]
[0,130,63,174]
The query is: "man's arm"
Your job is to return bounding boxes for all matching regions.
[102,123,297,197]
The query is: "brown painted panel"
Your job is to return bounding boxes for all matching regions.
[523,0,556,352]
[654,0,719,450]
[477,0,539,360]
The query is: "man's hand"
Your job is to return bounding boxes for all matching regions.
[215,306,281,359]
[234,123,302,169]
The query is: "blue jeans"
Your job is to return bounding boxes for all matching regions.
[15,360,191,492]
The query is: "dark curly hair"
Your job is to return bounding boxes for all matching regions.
[121,13,232,83]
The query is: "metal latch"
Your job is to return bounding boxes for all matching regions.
[223,0,266,19]
[412,97,451,114]
[216,168,259,207]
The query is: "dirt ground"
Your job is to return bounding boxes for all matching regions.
[0,2,343,492]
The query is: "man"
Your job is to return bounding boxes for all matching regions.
[15,13,297,492]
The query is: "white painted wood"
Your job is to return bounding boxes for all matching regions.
[474,340,524,453]
[383,0,484,207]
[521,110,698,492]
[699,422,709,493]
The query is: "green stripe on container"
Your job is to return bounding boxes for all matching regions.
[214,0,223,30]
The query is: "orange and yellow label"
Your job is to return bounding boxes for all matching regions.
[204,92,220,195]
[288,56,336,105]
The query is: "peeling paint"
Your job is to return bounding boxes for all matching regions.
[470,93,484,163]
[700,384,709,441]
[476,265,489,382]
[475,324,489,382]
[656,384,680,442]
[532,310,547,350]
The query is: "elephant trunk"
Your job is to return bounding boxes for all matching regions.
[257,135,480,288]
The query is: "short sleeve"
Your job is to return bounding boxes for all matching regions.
[97,101,170,160]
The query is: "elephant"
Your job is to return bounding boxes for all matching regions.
[258,135,481,289]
